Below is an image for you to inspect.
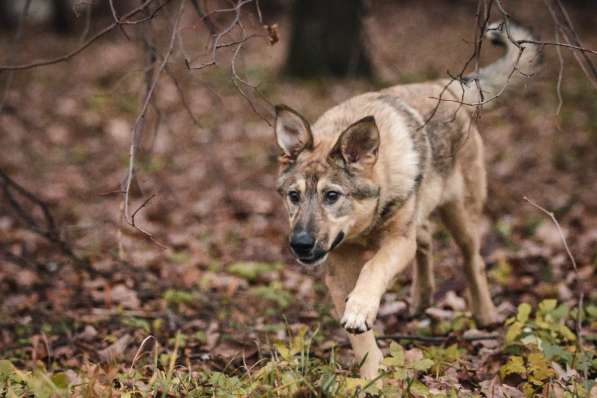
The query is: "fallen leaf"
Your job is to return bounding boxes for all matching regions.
[78,325,98,341]
[440,290,466,311]
[99,334,131,362]
[479,376,524,398]
[110,284,140,309]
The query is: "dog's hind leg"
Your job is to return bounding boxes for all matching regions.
[439,174,498,327]
[410,222,435,316]
[325,248,383,381]
[440,198,497,327]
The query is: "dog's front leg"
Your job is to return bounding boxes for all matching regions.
[336,229,416,380]
[341,221,417,335]
[325,247,383,380]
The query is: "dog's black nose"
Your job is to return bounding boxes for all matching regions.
[290,231,315,257]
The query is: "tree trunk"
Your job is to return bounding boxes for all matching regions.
[284,0,372,79]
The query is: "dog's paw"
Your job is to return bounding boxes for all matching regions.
[409,294,434,318]
[474,309,503,330]
[472,300,502,329]
[341,295,378,334]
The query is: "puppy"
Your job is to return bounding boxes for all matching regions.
[273,21,541,379]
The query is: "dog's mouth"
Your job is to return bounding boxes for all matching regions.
[294,232,345,268]
[330,231,345,251]
[296,252,328,267]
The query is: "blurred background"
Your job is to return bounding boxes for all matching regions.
[0,0,595,395]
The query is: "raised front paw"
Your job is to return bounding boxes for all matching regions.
[341,294,379,334]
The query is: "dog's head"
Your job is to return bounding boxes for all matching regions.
[274,104,381,267]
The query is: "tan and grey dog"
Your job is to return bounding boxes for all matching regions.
[273,22,541,379]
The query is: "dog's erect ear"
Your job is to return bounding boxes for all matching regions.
[274,104,313,159]
[331,116,379,171]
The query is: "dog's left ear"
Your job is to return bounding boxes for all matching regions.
[331,116,380,171]
[274,104,313,160]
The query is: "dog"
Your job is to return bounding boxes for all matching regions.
[273,21,541,379]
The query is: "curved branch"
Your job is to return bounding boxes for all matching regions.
[0,0,170,72]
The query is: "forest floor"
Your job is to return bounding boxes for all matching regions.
[0,0,596,396]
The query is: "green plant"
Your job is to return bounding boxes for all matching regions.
[500,300,596,397]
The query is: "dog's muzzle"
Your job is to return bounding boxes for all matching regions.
[289,231,345,267]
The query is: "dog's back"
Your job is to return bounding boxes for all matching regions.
[306,21,542,226]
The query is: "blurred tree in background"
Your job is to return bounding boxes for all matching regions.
[284,0,372,79]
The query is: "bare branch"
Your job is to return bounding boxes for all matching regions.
[523,196,586,384]
[329,332,500,350]
[0,0,170,72]
[422,0,596,123]
[419,0,495,129]
[164,66,202,128]
[555,30,565,115]
[544,0,597,90]
[0,168,81,264]
[189,0,218,35]
[430,48,527,107]
[183,0,272,122]
[518,39,597,55]
[523,197,576,271]
[230,38,272,125]
[121,0,184,248]
[130,193,168,249]
[186,0,261,70]
[109,0,132,40]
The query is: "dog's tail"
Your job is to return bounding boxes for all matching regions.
[449,21,542,107]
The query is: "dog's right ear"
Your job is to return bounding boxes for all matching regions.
[330,116,379,172]
[274,104,313,160]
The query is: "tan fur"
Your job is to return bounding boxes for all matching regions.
[273,21,541,379]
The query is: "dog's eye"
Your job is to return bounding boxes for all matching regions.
[324,191,341,204]
[288,191,300,204]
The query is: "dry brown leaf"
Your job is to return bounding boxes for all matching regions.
[110,284,140,309]
[479,376,524,398]
[205,321,219,351]
[78,325,98,341]
[99,334,131,363]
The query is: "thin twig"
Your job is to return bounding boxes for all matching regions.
[164,66,202,128]
[189,0,218,34]
[0,168,82,264]
[109,0,131,40]
[523,196,586,387]
[122,2,182,222]
[230,42,271,125]
[518,39,597,55]
[523,197,576,271]
[130,193,157,227]
[544,0,597,90]
[0,0,168,71]
[377,333,499,343]
[419,0,495,129]
[329,332,500,350]
[121,1,184,249]
[423,0,596,121]
[430,48,526,107]
[183,0,272,123]
[186,0,255,70]
[554,30,565,116]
